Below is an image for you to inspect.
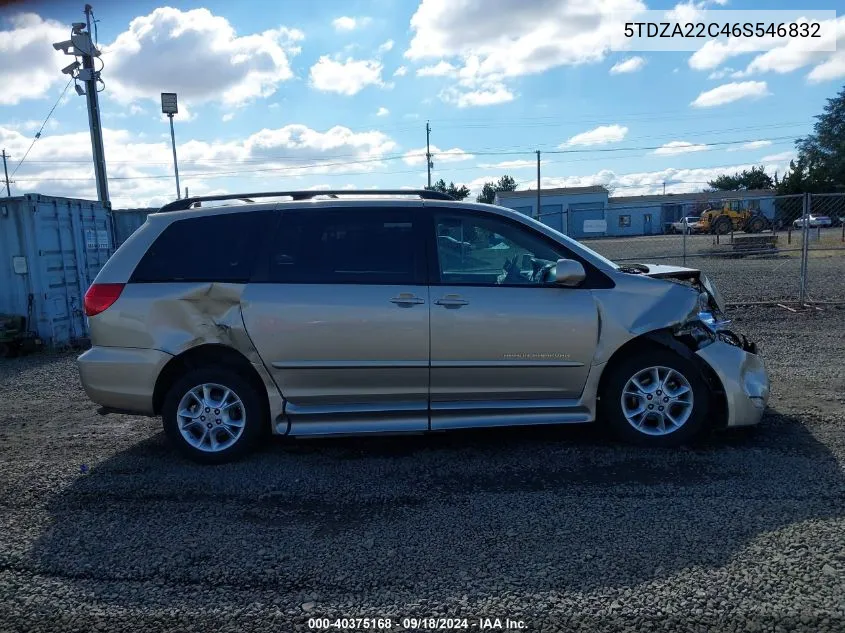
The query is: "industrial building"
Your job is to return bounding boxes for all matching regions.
[495,187,777,238]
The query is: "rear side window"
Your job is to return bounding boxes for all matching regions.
[268,208,425,285]
[130,212,268,283]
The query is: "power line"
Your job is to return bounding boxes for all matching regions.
[544,135,798,155]
[11,120,803,167]
[10,78,73,178]
[12,134,797,184]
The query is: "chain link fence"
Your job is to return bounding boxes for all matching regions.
[536,193,845,305]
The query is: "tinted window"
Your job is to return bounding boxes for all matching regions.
[131,212,267,283]
[268,208,424,284]
[434,211,565,286]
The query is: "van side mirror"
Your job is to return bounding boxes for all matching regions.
[554,258,586,287]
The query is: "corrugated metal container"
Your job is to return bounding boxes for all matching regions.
[112,208,154,246]
[0,194,115,346]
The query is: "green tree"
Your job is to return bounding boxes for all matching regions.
[476,175,518,204]
[777,84,845,194]
[427,178,471,200]
[708,165,774,191]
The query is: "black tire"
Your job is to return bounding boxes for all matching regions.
[746,217,765,233]
[599,348,711,447]
[712,218,731,235]
[162,366,267,464]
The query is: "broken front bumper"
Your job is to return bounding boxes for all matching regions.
[696,336,770,427]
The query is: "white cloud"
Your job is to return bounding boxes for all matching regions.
[222,113,235,122]
[405,0,646,104]
[609,56,645,74]
[403,145,473,166]
[537,162,782,198]
[417,61,457,77]
[309,57,384,95]
[652,141,709,156]
[807,51,845,83]
[726,140,772,152]
[0,13,72,105]
[439,84,514,108]
[393,66,408,77]
[378,39,395,53]
[707,67,735,80]
[760,151,795,163]
[104,8,302,108]
[333,16,371,32]
[12,119,60,133]
[665,0,729,23]
[561,124,628,147]
[690,81,770,108]
[376,107,389,117]
[690,16,845,83]
[665,1,706,24]
[0,123,397,207]
[478,159,536,170]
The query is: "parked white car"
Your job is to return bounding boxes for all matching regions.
[670,216,701,234]
[793,214,832,228]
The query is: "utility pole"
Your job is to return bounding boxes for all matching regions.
[536,150,541,219]
[663,181,666,195]
[2,150,10,196]
[425,120,432,188]
[54,5,110,208]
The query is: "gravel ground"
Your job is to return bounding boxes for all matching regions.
[0,305,843,633]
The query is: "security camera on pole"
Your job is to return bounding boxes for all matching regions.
[53,5,110,208]
[161,93,181,199]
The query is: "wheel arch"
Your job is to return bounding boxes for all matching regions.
[153,343,270,418]
[596,329,728,428]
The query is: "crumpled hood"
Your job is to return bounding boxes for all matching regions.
[623,263,726,314]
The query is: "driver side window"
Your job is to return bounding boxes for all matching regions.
[434,212,566,286]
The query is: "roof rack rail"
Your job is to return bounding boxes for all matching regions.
[158,189,455,212]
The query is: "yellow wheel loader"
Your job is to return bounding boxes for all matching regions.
[697,199,771,235]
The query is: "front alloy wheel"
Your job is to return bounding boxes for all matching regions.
[621,366,694,436]
[601,348,710,447]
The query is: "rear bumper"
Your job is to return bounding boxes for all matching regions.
[696,339,770,428]
[77,347,173,415]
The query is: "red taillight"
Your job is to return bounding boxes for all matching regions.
[84,283,125,317]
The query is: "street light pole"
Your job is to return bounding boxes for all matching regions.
[168,113,180,199]
[161,93,180,199]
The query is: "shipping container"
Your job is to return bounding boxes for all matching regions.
[112,208,154,246]
[0,194,115,347]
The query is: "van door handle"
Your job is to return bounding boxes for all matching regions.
[390,294,425,306]
[435,295,469,307]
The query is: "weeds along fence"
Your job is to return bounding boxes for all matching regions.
[536,193,845,305]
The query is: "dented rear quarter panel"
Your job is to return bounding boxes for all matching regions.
[87,281,286,421]
[89,283,257,358]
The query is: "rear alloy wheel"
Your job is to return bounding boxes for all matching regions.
[601,349,710,447]
[162,367,266,464]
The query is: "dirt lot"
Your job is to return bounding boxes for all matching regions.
[0,305,843,633]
